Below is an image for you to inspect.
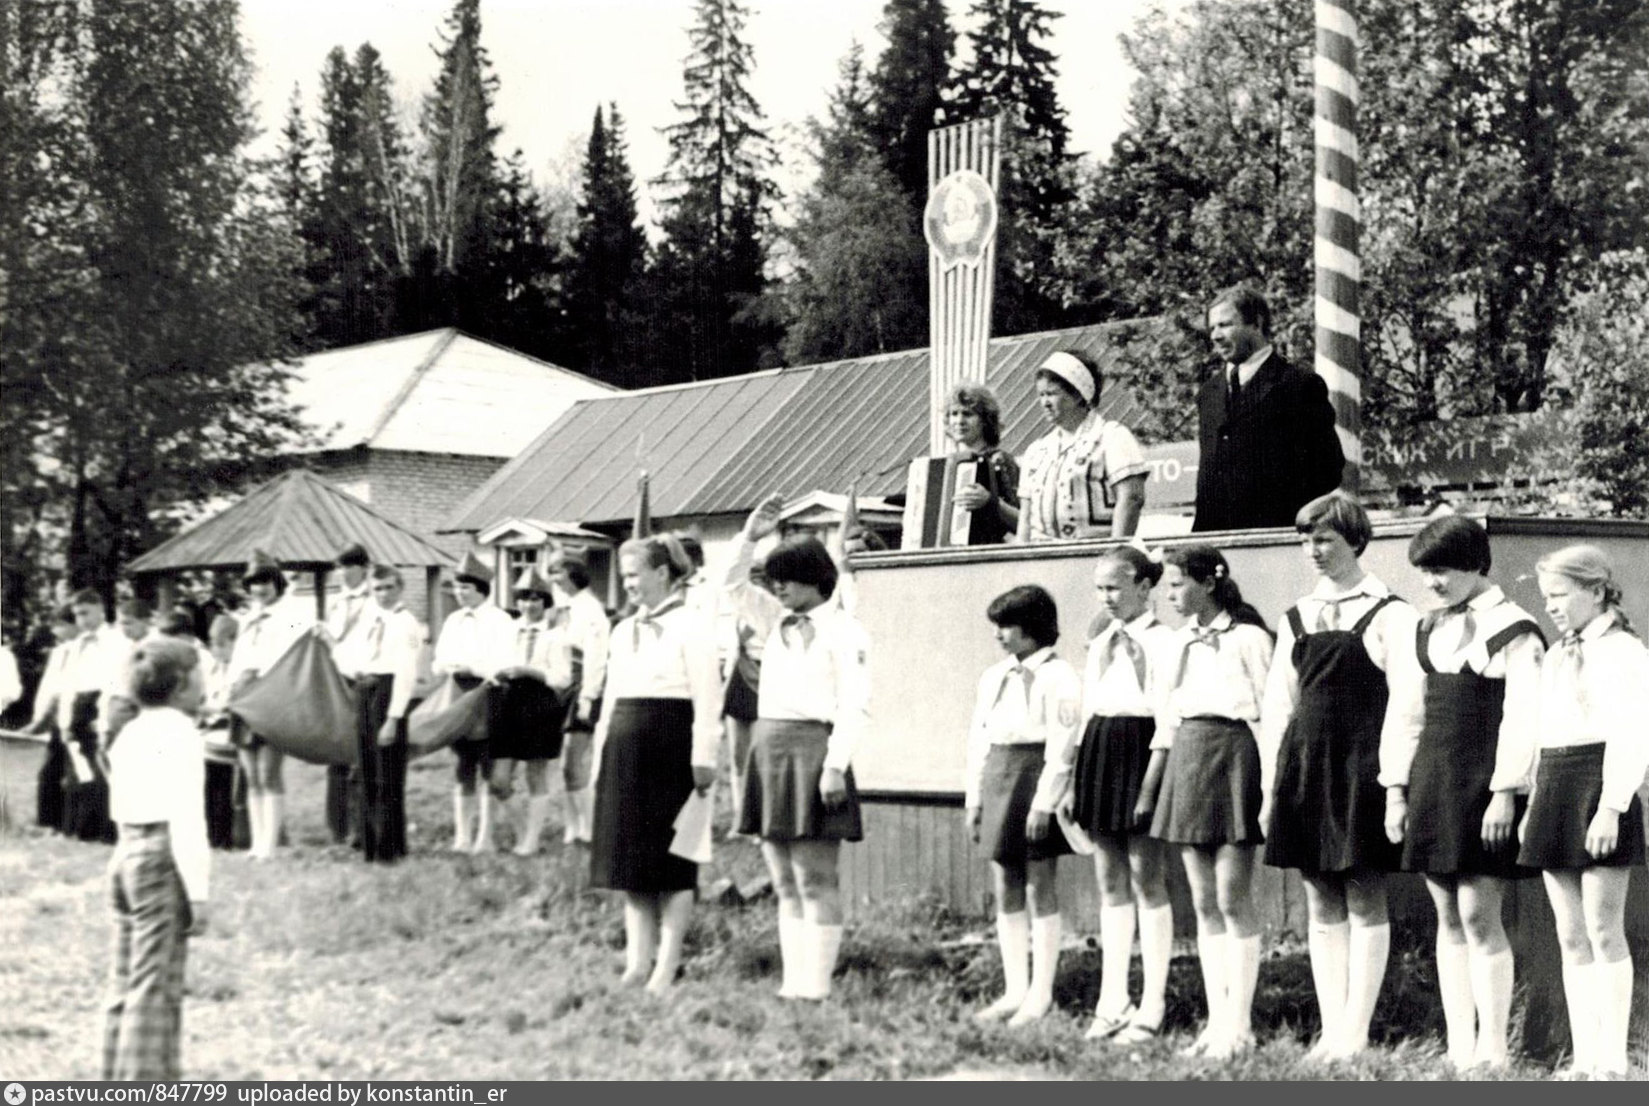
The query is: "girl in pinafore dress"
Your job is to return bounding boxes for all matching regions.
[1517,544,1649,1080]
[966,585,1083,1026]
[736,515,870,1002]
[1146,546,1274,1060]
[1386,517,1544,1070]
[1260,492,1422,1063]
[590,534,723,995]
[1070,545,1176,1044]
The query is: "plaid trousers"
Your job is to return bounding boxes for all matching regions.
[103,824,190,1080]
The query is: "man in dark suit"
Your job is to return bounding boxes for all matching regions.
[1192,285,1345,532]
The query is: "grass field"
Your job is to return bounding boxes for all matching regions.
[0,736,1602,1081]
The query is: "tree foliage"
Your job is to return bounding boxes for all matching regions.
[784,43,928,363]
[566,105,648,382]
[0,0,306,625]
[649,0,781,382]
[948,0,1075,334]
[866,0,955,212]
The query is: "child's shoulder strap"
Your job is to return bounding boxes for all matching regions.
[1349,594,1400,636]
[1484,618,1545,659]
[1285,605,1307,639]
[1414,618,1438,675]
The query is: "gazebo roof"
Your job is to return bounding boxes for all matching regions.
[127,469,454,576]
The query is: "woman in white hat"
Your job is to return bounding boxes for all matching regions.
[1015,350,1148,542]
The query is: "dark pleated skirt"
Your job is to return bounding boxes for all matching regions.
[204,759,239,850]
[37,731,68,831]
[1149,717,1263,846]
[737,719,863,841]
[1264,698,1399,874]
[978,744,1072,863]
[1517,744,1648,870]
[488,677,565,761]
[64,691,115,844]
[1402,681,1533,878]
[722,664,759,722]
[590,698,699,893]
[1071,714,1156,837]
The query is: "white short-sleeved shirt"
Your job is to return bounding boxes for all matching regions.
[1017,410,1148,541]
[965,647,1084,813]
[1535,610,1649,814]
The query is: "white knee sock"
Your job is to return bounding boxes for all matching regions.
[564,787,592,844]
[1008,913,1061,1025]
[1436,935,1475,1064]
[266,793,285,854]
[1196,931,1227,1036]
[1097,904,1137,1016]
[471,787,494,852]
[1307,920,1350,1045]
[776,911,803,997]
[1226,933,1261,1038]
[514,795,549,855]
[1592,957,1634,1076]
[808,923,844,1000]
[1340,922,1390,1051]
[978,911,1030,1019]
[1560,958,1593,1072]
[247,791,267,857]
[452,788,472,852]
[1468,946,1514,1066]
[1137,904,1174,1026]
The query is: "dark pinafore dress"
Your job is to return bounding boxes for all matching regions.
[1401,614,1543,878]
[1263,597,1402,875]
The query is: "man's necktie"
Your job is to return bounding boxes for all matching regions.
[1227,366,1242,410]
[781,611,816,650]
[1102,627,1149,690]
[522,625,539,664]
[366,616,384,665]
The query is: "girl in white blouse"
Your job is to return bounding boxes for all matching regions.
[1260,492,1422,1064]
[104,637,209,1079]
[228,552,310,860]
[590,534,722,995]
[1387,516,1544,1070]
[1145,545,1273,1060]
[1069,545,1177,1044]
[965,585,1083,1027]
[1517,544,1649,1080]
[737,523,871,1003]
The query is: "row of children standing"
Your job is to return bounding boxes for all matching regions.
[966,491,1649,1076]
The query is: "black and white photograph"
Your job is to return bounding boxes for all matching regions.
[2,0,1648,1083]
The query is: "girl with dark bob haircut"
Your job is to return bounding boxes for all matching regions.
[986,584,1060,648]
[762,537,839,600]
[1294,490,1374,556]
[1407,515,1492,575]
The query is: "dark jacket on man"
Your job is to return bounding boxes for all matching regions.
[1192,351,1344,532]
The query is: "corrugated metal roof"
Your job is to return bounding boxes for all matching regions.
[283,328,615,459]
[128,469,455,575]
[441,320,1157,532]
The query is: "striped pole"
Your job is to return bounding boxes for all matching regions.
[1315,0,1361,487]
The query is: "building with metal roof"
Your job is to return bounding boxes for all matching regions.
[127,468,452,625]
[441,320,1196,608]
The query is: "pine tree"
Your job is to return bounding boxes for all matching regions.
[477,149,567,361]
[567,104,648,382]
[949,0,1073,334]
[275,84,313,223]
[418,0,499,275]
[785,42,928,361]
[651,0,781,382]
[867,0,955,213]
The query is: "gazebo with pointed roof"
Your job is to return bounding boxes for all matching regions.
[127,468,453,623]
